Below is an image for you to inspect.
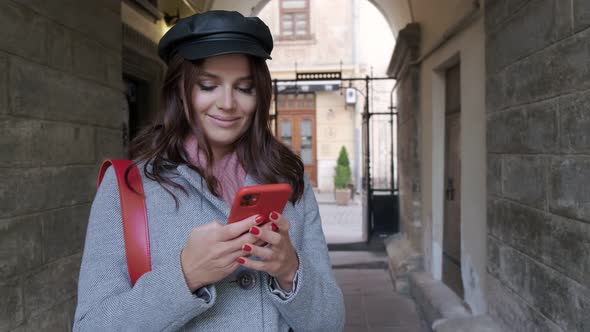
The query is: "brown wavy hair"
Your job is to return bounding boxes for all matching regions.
[125,54,304,206]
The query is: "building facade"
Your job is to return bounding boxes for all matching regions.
[1,1,589,331]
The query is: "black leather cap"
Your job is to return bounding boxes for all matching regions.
[158,10,273,63]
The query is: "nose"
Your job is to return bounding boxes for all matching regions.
[217,86,235,110]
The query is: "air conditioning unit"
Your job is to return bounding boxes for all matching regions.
[345,88,357,105]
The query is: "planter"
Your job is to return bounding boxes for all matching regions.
[335,188,351,206]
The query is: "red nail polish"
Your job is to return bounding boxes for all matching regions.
[236,258,245,264]
[271,223,278,232]
[255,215,266,224]
[270,211,279,220]
[243,244,252,252]
[250,227,260,235]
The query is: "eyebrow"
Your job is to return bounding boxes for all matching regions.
[198,72,253,82]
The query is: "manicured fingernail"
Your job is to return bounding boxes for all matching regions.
[270,211,279,220]
[255,215,266,224]
[249,227,260,235]
[271,223,278,232]
[236,258,245,264]
[243,244,252,252]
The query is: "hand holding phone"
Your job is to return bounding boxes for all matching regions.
[227,184,292,224]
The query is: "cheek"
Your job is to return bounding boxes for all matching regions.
[192,94,214,113]
[236,94,257,114]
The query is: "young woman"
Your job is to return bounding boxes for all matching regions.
[73,10,345,331]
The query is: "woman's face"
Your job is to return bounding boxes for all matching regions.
[191,54,257,156]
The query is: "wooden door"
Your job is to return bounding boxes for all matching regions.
[442,63,463,298]
[277,111,317,186]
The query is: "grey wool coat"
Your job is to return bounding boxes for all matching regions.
[73,163,345,331]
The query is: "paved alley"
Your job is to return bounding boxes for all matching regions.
[330,251,428,332]
[317,191,427,331]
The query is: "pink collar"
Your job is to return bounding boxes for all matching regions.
[184,136,246,204]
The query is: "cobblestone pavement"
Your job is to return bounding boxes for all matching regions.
[330,251,429,332]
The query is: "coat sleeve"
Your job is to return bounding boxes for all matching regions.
[73,168,216,332]
[265,176,346,331]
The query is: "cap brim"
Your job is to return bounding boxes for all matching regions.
[176,39,271,61]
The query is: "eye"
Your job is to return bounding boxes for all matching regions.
[198,82,216,91]
[237,85,255,95]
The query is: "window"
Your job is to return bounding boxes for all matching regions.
[279,0,311,40]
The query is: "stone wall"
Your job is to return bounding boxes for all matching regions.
[389,23,423,251]
[0,1,123,330]
[486,0,590,331]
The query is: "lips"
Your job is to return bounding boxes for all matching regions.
[207,114,240,128]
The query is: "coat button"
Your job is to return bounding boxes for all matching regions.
[237,271,256,290]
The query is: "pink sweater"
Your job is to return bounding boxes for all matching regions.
[184,136,246,204]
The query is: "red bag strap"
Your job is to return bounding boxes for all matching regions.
[97,159,151,286]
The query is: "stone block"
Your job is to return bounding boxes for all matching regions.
[486,235,500,278]
[0,1,47,64]
[105,49,123,90]
[491,199,590,287]
[12,0,121,51]
[434,315,502,332]
[487,100,558,153]
[485,71,504,111]
[487,154,501,195]
[484,0,533,33]
[0,166,96,218]
[0,119,95,167]
[408,272,469,329]
[0,53,6,115]
[548,157,590,223]
[486,0,572,74]
[574,0,590,32]
[23,254,81,318]
[492,243,590,332]
[0,278,24,330]
[42,204,90,264]
[10,57,124,128]
[503,29,590,107]
[501,156,546,209]
[487,275,563,332]
[68,81,124,129]
[542,215,590,286]
[46,21,72,73]
[19,297,75,332]
[9,57,51,119]
[0,217,43,279]
[526,254,590,332]
[559,91,590,154]
[492,238,530,294]
[95,127,125,161]
[72,33,107,84]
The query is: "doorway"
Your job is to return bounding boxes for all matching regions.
[442,62,463,298]
[276,93,318,186]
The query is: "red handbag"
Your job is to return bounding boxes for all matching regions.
[97,159,151,286]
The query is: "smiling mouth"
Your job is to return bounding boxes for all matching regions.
[207,114,241,128]
[208,115,240,122]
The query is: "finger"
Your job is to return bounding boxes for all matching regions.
[268,211,290,232]
[253,239,268,247]
[219,214,260,241]
[242,243,273,260]
[223,231,259,252]
[249,225,281,245]
[236,256,269,273]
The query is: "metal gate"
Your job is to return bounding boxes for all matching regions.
[272,73,398,239]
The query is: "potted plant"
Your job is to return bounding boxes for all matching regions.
[334,146,352,206]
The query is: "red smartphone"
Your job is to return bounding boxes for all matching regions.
[227,183,293,224]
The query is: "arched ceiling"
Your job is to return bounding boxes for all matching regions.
[169,0,481,59]
[208,0,411,38]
